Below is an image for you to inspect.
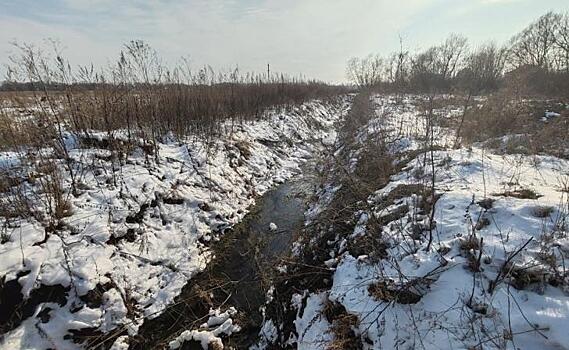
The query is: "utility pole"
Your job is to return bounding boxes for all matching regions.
[267,63,270,82]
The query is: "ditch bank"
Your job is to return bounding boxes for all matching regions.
[130,159,324,349]
[0,98,350,350]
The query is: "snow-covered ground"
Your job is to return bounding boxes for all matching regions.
[0,99,348,349]
[271,95,569,350]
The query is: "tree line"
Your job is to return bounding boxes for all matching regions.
[347,11,569,97]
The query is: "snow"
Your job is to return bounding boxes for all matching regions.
[202,307,238,328]
[0,151,21,169]
[293,292,333,350]
[169,307,240,349]
[544,111,561,120]
[254,319,278,349]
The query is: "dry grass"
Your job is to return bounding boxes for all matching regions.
[0,43,346,232]
[1,41,345,150]
[494,188,542,200]
[368,280,422,304]
[322,300,362,350]
[456,89,569,159]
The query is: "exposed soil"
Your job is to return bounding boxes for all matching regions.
[0,271,70,337]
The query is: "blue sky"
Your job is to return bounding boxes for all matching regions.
[0,0,567,82]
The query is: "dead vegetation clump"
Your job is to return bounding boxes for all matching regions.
[460,93,528,145]
[368,280,423,305]
[494,188,542,200]
[322,300,363,350]
[367,265,444,306]
[0,157,73,232]
[460,235,481,252]
[0,107,50,151]
[348,233,388,262]
[234,140,252,160]
[507,264,550,291]
[353,140,396,193]
[476,198,495,210]
[531,205,555,218]
[474,217,491,231]
[459,235,485,272]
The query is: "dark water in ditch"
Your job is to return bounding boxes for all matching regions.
[250,176,317,257]
[131,163,320,349]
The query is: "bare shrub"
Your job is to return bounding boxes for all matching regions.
[508,12,561,70]
[346,55,384,88]
[460,92,524,144]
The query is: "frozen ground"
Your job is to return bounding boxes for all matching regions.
[0,99,348,349]
[264,95,569,350]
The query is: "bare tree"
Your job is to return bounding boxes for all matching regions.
[459,42,508,94]
[346,54,384,87]
[509,12,562,69]
[436,33,469,80]
[384,35,411,91]
[408,34,468,92]
[409,46,442,92]
[553,13,569,72]
[454,42,508,147]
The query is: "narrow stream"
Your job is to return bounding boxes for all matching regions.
[250,172,318,257]
[133,160,321,349]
